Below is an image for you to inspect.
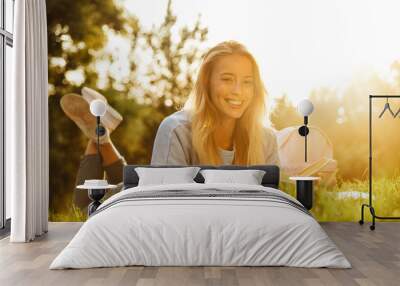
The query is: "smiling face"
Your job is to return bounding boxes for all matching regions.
[209,54,255,121]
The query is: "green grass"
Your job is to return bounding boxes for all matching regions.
[50,178,400,222]
[49,204,86,222]
[281,177,400,222]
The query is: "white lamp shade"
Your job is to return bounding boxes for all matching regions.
[297,99,314,116]
[90,99,107,117]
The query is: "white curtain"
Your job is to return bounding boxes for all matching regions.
[7,0,49,242]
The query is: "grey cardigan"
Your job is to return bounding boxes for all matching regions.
[150,110,280,166]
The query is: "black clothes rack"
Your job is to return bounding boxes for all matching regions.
[359,95,400,230]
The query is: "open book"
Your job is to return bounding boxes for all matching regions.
[281,157,337,186]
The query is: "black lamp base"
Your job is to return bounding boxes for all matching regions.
[96,123,106,137]
[298,125,309,136]
[87,189,106,216]
[298,123,309,162]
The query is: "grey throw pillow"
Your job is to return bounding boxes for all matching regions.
[135,167,201,186]
[200,169,266,185]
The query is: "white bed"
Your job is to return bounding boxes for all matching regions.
[50,182,351,269]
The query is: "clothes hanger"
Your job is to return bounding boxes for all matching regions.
[392,102,400,118]
[394,107,400,118]
[378,97,395,118]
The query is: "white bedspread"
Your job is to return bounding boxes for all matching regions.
[50,183,351,269]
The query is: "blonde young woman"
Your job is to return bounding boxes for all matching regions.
[62,41,279,212]
[151,41,279,166]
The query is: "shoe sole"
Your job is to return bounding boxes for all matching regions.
[81,87,123,131]
[60,93,97,140]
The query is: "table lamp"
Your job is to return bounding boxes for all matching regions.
[89,99,107,160]
[297,98,314,162]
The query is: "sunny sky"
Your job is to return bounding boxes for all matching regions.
[111,0,400,104]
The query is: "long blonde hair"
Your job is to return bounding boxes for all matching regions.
[184,41,268,165]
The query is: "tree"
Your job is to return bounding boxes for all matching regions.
[47,0,128,214]
[47,0,208,217]
[270,94,301,130]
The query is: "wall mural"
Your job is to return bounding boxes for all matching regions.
[48,0,400,221]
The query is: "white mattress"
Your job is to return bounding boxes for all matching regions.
[50,183,351,269]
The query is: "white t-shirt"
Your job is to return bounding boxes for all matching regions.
[219,148,235,165]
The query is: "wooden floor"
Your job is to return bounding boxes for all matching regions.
[0,222,399,286]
